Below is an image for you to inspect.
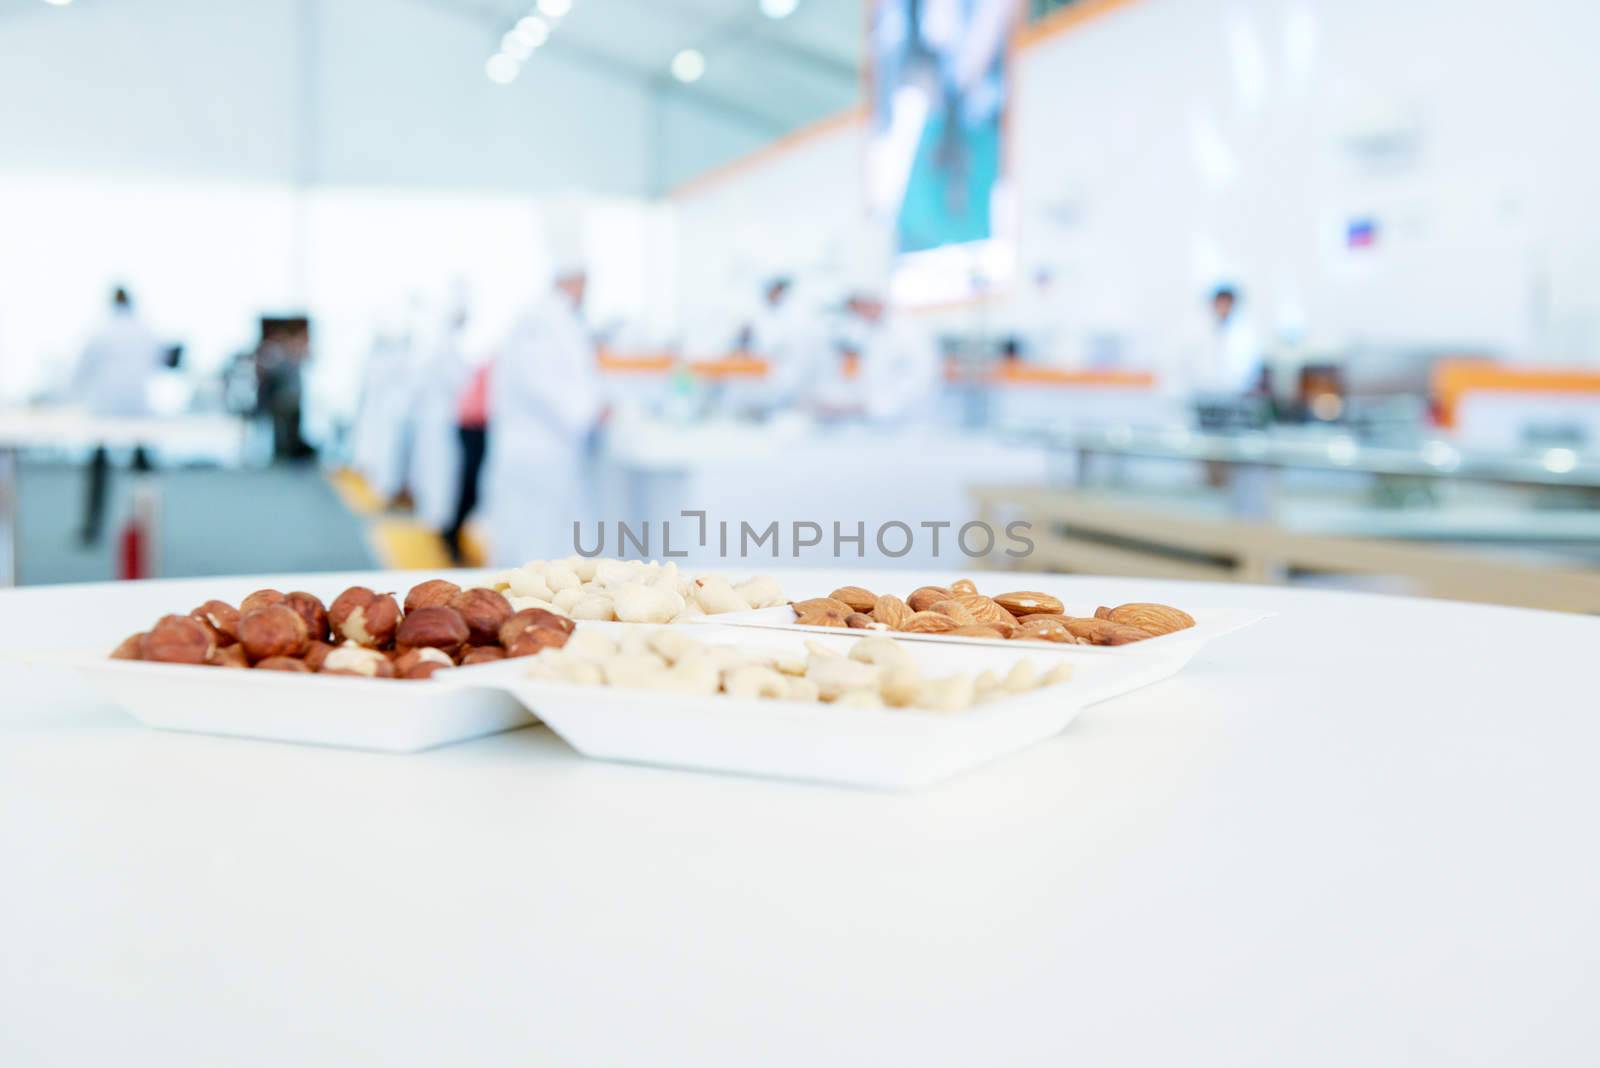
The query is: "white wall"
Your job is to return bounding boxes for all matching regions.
[668,0,1600,368]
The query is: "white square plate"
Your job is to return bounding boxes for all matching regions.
[18,653,534,753]
[467,631,1197,790]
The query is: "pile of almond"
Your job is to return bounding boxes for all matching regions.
[790,580,1195,646]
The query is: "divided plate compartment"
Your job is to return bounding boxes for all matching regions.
[692,605,1270,655]
[19,653,535,754]
[467,631,1197,790]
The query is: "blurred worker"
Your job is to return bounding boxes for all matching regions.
[747,273,829,412]
[71,286,163,544]
[1198,285,1262,394]
[485,260,603,565]
[409,290,472,540]
[442,362,491,565]
[350,306,418,503]
[255,317,312,462]
[846,279,940,425]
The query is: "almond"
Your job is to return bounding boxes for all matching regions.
[950,578,979,595]
[1064,617,1150,645]
[829,586,878,613]
[950,592,1016,627]
[793,598,851,628]
[907,586,954,612]
[928,599,976,625]
[845,612,880,629]
[871,594,912,629]
[948,624,1005,639]
[1106,603,1196,636]
[993,591,1065,617]
[1094,606,1114,621]
[1013,617,1075,643]
[900,611,959,633]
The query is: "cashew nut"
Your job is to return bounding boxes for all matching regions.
[834,689,885,709]
[848,636,915,670]
[567,594,616,621]
[693,576,752,615]
[723,665,790,700]
[914,675,976,712]
[1004,659,1040,693]
[805,656,882,700]
[551,587,587,612]
[562,629,616,661]
[506,569,553,601]
[735,575,786,609]
[613,583,685,624]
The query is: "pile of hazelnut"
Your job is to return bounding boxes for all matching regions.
[110,579,575,679]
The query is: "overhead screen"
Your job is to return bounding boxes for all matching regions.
[867,0,1017,304]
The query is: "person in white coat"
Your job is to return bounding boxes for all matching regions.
[1196,285,1262,395]
[484,263,603,566]
[407,291,472,536]
[351,304,421,504]
[71,287,164,543]
[747,274,829,413]
[847,282,941,425]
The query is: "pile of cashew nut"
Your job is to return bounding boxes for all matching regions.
[478,558,785,625]
[522,630,1073,712]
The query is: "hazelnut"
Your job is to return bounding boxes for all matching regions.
[450,588,513,645]
[507,626,568,658]
[192,600,241,645]
[110,633,146,660]
[499,607,575,648]
[459,646,507,666]
[285,592,330,642]
[395,605,470,656]
[303,640,334,672]
[394,647,454,679]
[209,644,249,669]
[238,604,311,662]
[320,643,396,678]
[254,656,311,673]
[404,578,461,615]
[240,589,288,616]
[140,615,215,664]
[328,587,400,647]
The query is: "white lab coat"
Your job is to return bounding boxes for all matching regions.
[408,315,471,531]
[485,290,602,566]
[749,294,830,410]
[1196,314,1260,394]
[72,309,163,418]
[351,330,419,501]
[860,315,941,424]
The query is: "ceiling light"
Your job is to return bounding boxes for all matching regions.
[42,0,74,6]
[671,48,706,83]
[502,29,536,60]
[537,0,572,18]
[486,53,521,84]
[517,15,550,44]
[760,0,798,18]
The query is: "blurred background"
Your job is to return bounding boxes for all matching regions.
[5,0,1600,610]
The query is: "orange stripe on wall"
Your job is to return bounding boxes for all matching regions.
[668,0,1146,200]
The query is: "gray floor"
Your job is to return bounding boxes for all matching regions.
[16,460,377,585]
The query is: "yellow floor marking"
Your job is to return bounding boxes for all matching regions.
[326,467,385,515]
[370,519,455,571]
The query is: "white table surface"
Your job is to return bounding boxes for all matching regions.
[2,568,1597,1067]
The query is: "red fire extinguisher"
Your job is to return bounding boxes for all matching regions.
[118,480,161,581]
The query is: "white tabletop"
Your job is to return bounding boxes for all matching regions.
[2,569,1597,1067]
